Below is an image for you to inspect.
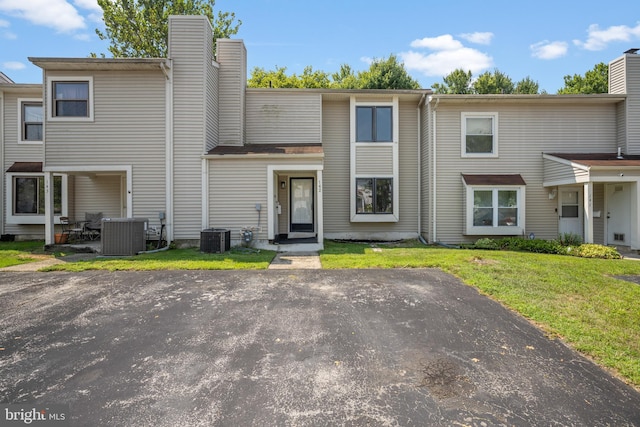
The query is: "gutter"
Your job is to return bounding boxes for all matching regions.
[417,93,426,237]
[164,59,174,244]
[431,96,440,243]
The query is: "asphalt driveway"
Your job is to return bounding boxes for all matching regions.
[1,269,639,426]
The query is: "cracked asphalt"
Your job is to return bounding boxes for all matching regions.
[1,269,639,426]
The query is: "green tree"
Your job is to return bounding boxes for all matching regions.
[331,64,359,89]
[558,62,608,94]
[431,69,473,94]
[473,69,515,94]
[95,0,241,57]
[357,55,420,89]
[514,76,540,94]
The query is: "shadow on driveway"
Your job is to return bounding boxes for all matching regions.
[1,269,639,426]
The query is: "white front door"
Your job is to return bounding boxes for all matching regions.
[606,183,631,245]
[559,188,583,239]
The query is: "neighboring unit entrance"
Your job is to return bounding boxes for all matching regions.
[606,183,631,246]
[290,178,314,233]
[559,188,583,239]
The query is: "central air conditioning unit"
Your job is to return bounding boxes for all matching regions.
[200,228,231,253]
[101,218,149,256]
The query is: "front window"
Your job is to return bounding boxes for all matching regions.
[14,176,62,215]
[356,178,393,214]
[21,101,43,141]
[356,106,392,142]
[53,81,89,117]
[462,112,498,157]
[473,189,518,227]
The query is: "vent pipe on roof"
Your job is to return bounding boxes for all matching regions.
[617,147,624,159]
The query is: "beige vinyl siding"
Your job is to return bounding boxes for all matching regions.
[543,158,589,184]
[169,16,214,239]
[322,99,419,238]
[420,104,430,240]
[206,49,219,152]
[208,158,322,242]
[609,57,626,94]
[625,55,640,154]
[434,102,619,244]
[616,101,627,152]
[217,39,246,146]
[245,91,321,144]
[355,145,393,175]
[322,100,350,233]
[44,69,166,230]
[72,175,121,220]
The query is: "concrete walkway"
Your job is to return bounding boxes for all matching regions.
[268,251,321,269]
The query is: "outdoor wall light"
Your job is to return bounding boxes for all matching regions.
[548,188,557,199]
[281,181,286,189]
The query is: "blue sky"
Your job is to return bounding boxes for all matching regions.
[1,0,640,92]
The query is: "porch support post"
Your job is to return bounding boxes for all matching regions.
[584,182,594,244]
[44,171,55,245]
[317,170,323,244]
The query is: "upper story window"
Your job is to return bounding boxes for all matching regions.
[462,112,498,157]
[356,106,392,142]
[47,76,94,121]
[18,99,43,142]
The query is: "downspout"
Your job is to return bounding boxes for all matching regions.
[417,93,426,239]
[431,97,439,243]
[162,59,174,244]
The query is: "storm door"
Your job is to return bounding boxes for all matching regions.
[290,178,314,232]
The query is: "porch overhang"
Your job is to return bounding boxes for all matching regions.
[203,143,323,159]
[543,153,640,186]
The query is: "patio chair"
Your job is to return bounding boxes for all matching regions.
[60,217,84,242]
[84,212,103,240]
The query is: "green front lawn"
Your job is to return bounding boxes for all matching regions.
[0,241,51,268]
[41,246,276,271]
[320,240,640,388]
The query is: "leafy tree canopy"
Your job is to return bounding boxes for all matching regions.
[557,62,608,94]
[247,54,420,89]
[95,0,241,57]
[432,68,540,95]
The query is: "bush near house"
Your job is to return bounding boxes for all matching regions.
[469,237,621,259]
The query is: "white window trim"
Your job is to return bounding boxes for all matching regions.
[17,98,44,144]
[5,173,68,224]
[461,112,498,158]
[46,76,94,122]
[465,185,525,235]
[350,96,399,222]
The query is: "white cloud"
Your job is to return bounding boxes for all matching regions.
[0,0,86,33]
[0,18,10,27]
[530,41,568,60]
[73,0,103,23]
[459,32,494,45]
[401,34,493,77]
[574,22,640,51]
[3,61,25,70]
[410,34,463,51]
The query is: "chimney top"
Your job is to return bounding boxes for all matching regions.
[624,48,639,55]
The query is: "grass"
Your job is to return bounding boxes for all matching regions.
[40,246,276,271]
[2,239,639,388]
[320,240,640,388]
[0,240,52,268]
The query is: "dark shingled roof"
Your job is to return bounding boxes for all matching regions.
[6,162,43,173]
[207,143,323,156]
[547,153,640,167]
[462,174,526,186]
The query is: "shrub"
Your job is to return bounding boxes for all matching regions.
[567,244,621,259]
[500,238,565,254]
[473,238,498,250]
[557,233,583,246]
